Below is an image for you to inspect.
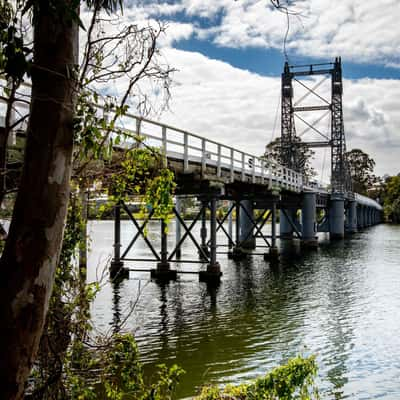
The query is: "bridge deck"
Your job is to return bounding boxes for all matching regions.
[0,82,382,210]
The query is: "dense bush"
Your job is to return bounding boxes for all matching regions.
[196,355,319,400]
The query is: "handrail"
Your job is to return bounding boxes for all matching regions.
[0,80,383,209]
[355,193,382,210]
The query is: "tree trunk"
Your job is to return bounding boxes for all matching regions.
[0,5,78,399]
[0,126,9,239]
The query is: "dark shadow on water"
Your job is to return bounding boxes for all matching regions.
[111,278,123,333]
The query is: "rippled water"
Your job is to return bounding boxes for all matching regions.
[88,221,400,399]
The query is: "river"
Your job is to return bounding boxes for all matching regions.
[88,220,400,399]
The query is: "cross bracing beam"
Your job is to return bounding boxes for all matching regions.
[293,78,331,105]
[290,68,334,77]
[293,105,331,112]
[294,113,331,141]
[299,141,331,148]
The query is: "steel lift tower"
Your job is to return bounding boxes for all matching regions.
[280,57,352,194]
[280,57,354,241]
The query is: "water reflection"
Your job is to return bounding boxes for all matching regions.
[90,222,400,399]
[111,278,122,333]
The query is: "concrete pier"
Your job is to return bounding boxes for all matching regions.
[301,192,318,248]
[280,208,297,239]
[239,199,256,249]
[151,219,177,281]
[229,200,248,260]
[357,205,364,230]
[264,201,279,260]
[200,197,222,282]
[346,200,358,234]
[329,195,345,239]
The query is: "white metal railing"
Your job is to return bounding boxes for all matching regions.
[355,193,383,210]
[0,81,384,209]
[0,80,303,192]
[115,111,304,192]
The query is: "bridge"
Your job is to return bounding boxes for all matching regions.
[0,58,383,283]
[106,58,383,282]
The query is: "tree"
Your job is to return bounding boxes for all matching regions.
[382,175,400,223]
[264,136,316,178]
[0,1,123,398]
[0,0,177,396]
[346,148,376,194]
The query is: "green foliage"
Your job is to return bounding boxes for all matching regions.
[73,88,176,225]
[382,175,400,223]
[30,197,184,399]
[144,168,176,221]
[264,137,316,179]
[0,1,31,80]
[73,90,130,162]
[196,355,319,400]
[66,333,184,400]
[346,148,376,195]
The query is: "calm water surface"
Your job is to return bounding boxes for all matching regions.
[88,221,400,399]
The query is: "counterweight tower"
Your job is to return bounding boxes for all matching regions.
[280,57,352,193]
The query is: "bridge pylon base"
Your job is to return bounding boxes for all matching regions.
[199,262,222,282]
[264,246,279,261]
[151,265,177,281]
[228,247,249,260]
[110,261,129,280]
[300,239,318,250]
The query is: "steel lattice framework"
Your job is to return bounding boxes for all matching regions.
[280,57,352,194]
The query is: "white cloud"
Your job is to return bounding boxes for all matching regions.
[158,21,194,47]
[136,0,400,68]
[78,4,400,178]
[155,49,400,177]
[286,0,400,66]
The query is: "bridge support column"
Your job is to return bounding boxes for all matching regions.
[301,192,318,249]
[329,195,345,240]
[110,202,128,279]
[264,200,279,260]
[357,205,363,230]
[200,197,222,282]
[239,200,256,249]
[175,196,182,258]
[346,200,358,234]
[365,207,371,227]
[228,201,233,251]
[151,219,177,281]
[280,208,296,239]
[199,200,209,259]
[229,200,248,260]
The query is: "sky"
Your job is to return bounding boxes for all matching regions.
[87,0,400,179]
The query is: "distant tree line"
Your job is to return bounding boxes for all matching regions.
[264,140,400,223]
